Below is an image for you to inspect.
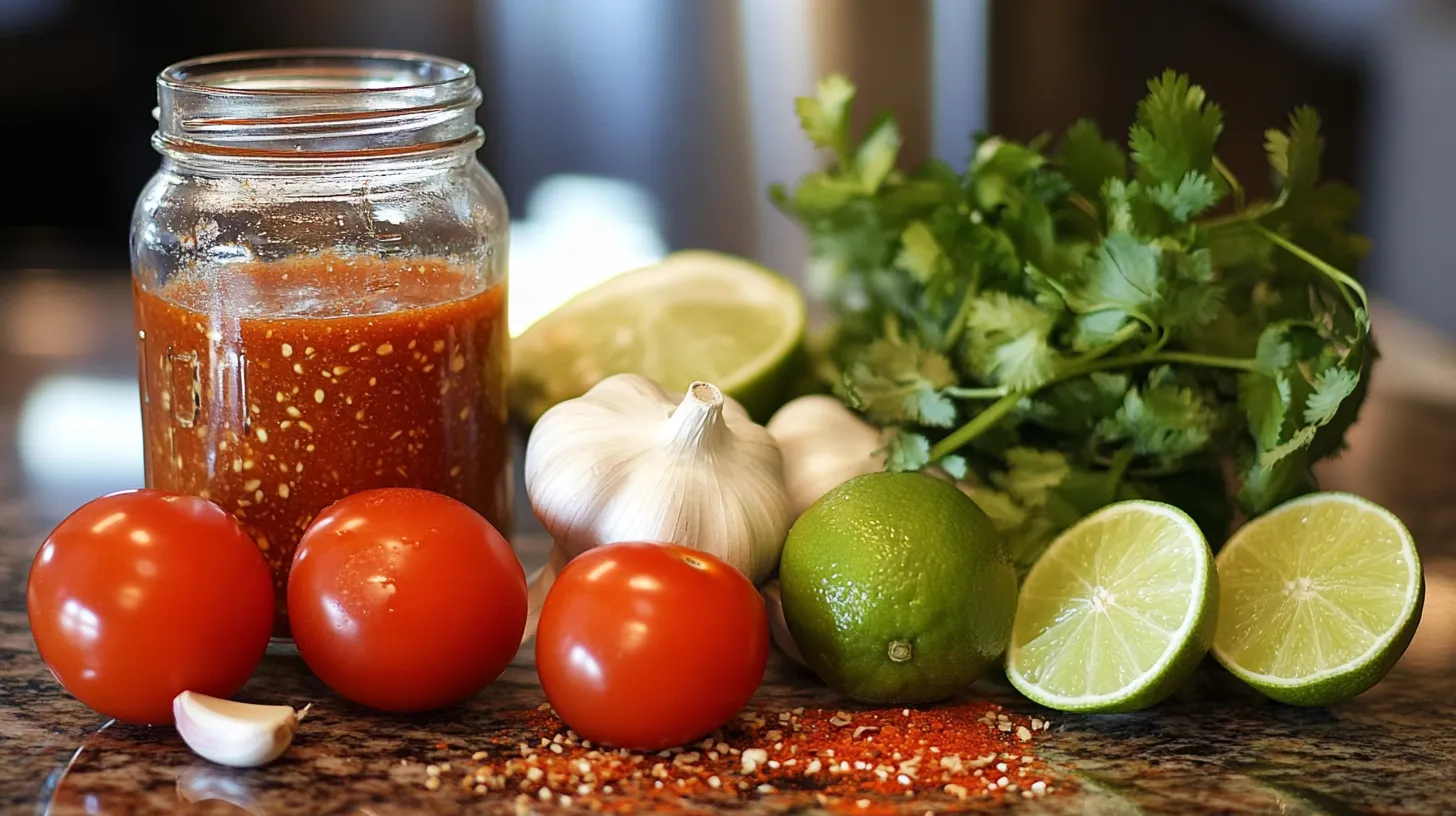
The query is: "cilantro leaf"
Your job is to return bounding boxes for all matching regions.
[1266,106,1322,200]
[1164,248,1224,328]
[1096,367,1217,465]
[938,455,969,480]
[1238,371,1291,450]
[1148,171,1221,222]
[1303,366,1358,425]
[881,429,931,472]
[961,292,1064,390]
[842,335,959,427]
[894,221,948,284]
[1058,119,1126,201]
[1077,230,1161,322]
[1000,447,1071,506]
[856,114,901,193]
[1129,70,1223,187]
[796,75,856,162]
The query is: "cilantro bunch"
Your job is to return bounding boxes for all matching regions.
[771,71,1372,571]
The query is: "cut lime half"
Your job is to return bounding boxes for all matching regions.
[1212,492,1423,706]
[1006,501,1217,713]
[511,251,806,423]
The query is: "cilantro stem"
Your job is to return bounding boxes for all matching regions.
[1129,351,1259,372]
[928,392,1023,462]
[1068,322,1142,366]
[941,280,980,351]
[1213,156,1244,210]
[1250,223,1368,311]
[946,386,1008,399]
[927,348,1258,461]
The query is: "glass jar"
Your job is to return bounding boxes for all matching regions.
[131,50,511,637]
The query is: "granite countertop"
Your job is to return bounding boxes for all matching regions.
[3,272,1456,815]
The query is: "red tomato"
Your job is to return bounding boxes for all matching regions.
[536,542,768,751]
[26,490,274,725]
[288,488,526,713]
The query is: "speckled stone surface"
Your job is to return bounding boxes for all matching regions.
[2,275,1456,814]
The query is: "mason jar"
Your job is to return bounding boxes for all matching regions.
[130,50,512,637]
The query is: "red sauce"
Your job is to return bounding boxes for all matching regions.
[135,255,511,636]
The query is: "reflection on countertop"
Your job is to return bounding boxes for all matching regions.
[3,271,1456,814]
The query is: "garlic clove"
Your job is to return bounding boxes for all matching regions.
[767,395,885,518]
[760,580,808,668]
[173,691,309,768]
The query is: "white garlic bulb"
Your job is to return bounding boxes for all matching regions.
[524,374,790,584]
[766,395,885,518]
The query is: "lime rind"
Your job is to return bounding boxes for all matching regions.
[1006,500,1217,713]
[1211,492,1423,706]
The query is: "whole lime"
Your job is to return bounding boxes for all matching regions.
[778,472,1017,704]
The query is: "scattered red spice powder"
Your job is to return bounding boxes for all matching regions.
[415,701,1064,812]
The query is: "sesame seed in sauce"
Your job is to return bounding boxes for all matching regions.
[314,389,325,403]
[377,342,394,356]
[255,428,268,443]
[281,343,293,358]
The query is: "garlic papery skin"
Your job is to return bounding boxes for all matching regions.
[173,691,308,768]
[524,374,790,584]
[766,395,884,518]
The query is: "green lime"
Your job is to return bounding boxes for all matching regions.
[1006,501,1216,713]
[1212,492,1423,706]
[511,250,806,423]
[778,472,1017,704]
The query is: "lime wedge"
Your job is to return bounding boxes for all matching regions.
[1006,501,1217,713]
[511,251,806,423]
[1212,492,1423,706]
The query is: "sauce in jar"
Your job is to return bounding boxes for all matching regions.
[135,255,511,636]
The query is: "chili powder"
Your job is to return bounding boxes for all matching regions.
[417,702,1063,812]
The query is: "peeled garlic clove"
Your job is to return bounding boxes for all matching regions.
[173,691,308,768]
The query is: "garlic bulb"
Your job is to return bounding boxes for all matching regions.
[766,395,884,518]
[524,373,789,602]
[173,691,308,768]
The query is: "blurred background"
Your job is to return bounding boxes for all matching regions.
[2,0,1454,524]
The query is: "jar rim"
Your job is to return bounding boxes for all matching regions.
[153,49,483,164]
[159,48,475,96]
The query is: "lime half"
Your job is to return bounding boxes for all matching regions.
[1212,492,1423,706]
[511,251,805,422]
[1006,501,1217,713]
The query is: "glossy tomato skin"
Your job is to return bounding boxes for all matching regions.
[288,488,526,713]
[536,542,768,751]
[26,490,274,725]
